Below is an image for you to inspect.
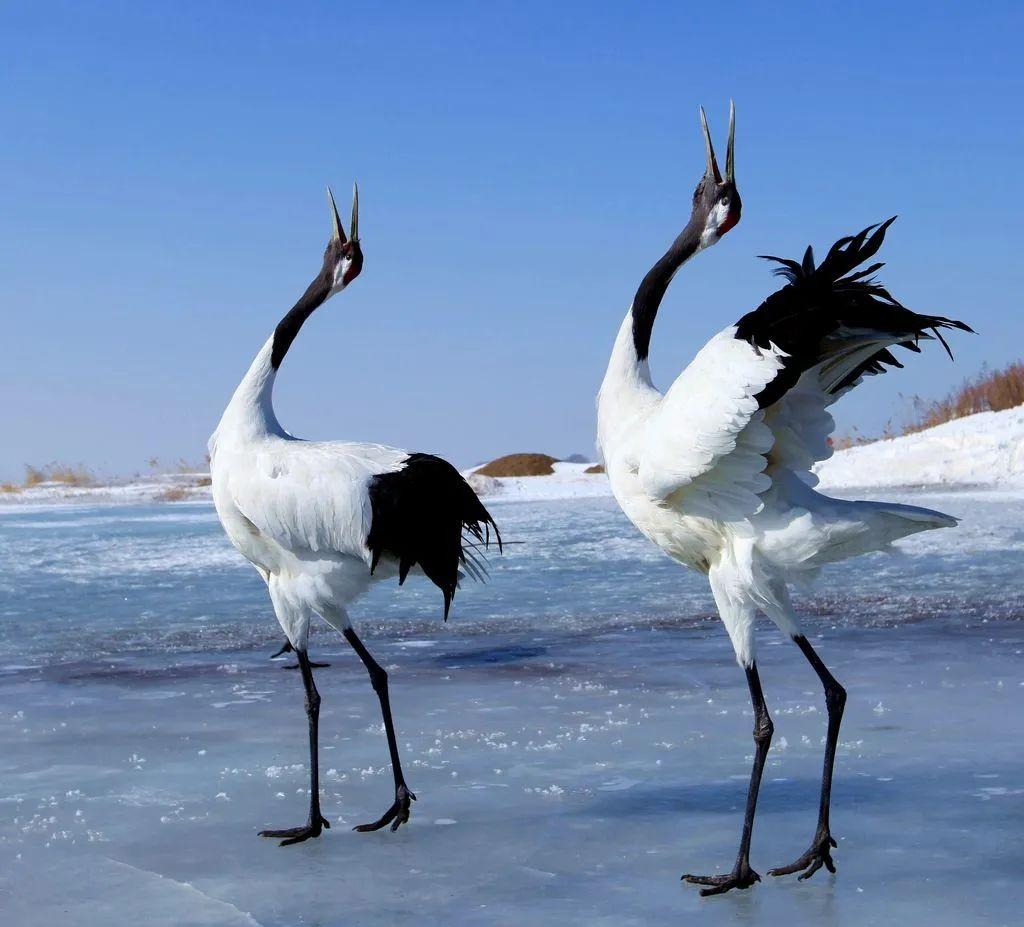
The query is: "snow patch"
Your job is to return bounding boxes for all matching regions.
[816,405,1024,491]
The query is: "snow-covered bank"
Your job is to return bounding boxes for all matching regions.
[815,405,1024,491]
[465,461,609,502]
[0,473,211,508]
[464,405,1024,501]
[471,405,1024,501]
[6,404,1024,508]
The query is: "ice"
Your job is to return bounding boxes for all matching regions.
[0,493,1022,925]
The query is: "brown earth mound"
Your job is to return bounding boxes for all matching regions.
[475,453,558,477]
[584,464,605,474]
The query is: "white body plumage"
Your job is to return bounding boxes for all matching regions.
[209,336,408,646]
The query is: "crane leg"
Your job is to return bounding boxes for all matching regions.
[270,639,330,669]
[270,640,292,659]
[682,663,772,896]
[258,649,330,846]
[768,635,846,880]
[343,627,416,832]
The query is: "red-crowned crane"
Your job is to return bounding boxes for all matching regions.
[596,105,971,894]
[209,186,500,845]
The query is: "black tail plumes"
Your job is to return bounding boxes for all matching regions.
[367,454,502,620]
[735,218,974,409]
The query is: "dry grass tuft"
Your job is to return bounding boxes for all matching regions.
[23,463,94,487]
[156,486,189,502]
[0,482,20,494]
[475,453,558,477]
[148,455,211,475]
[832,362,1024,449]
[903,362,1024,434]
[48,464,94,485]
[833,420,899,450]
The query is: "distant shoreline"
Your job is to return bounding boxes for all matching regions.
[4,404,1024,509]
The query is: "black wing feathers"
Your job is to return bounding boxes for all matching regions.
[736,218,972,409]
[367,454,501,620]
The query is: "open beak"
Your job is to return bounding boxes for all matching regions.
[327,186,347,243]
[327,183,360,243]
[725,100,735,184]
[350,181,359,242]
[699,103,735,185]
[699,106,721,183]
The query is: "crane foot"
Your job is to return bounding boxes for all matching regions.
[682,862,760,896]
[353,784,416,833]
[259,814,330,847]
[768,830,837,880]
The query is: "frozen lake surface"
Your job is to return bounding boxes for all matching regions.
[1,492,1022,925]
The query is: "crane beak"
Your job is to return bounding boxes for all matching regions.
[725,100,735,184]
[699,106,722,183]
[350,181,359,242]
[327,185,347,243]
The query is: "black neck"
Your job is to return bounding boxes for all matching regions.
[631,217,703,361]
[270,271,331,369]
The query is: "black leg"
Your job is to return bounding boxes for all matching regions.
[769,635,846,880]
[259,649,330,846]
[343,627,416,832]
[270,640,292,659]
[683,663,773,896]
[271,639,329,669]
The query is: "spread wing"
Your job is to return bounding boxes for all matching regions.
[743,219,971,487]
[637,328,786,519]
[638,220,971,519]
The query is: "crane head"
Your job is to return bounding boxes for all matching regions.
[324,183,363,294]
[691,102,741,247]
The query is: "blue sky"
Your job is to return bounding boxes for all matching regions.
[2,1,1021,478]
